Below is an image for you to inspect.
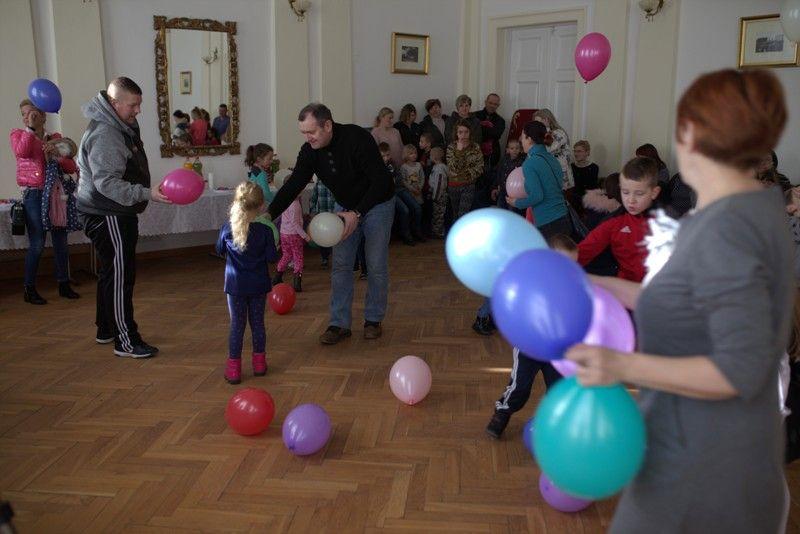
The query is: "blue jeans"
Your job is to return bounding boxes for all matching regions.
[395,190,422,238]
[23,188,69,286]
[331,198,395,328]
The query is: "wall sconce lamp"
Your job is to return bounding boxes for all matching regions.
[288,0,311,21]
[202,47,219,65]
[638,0,665,21]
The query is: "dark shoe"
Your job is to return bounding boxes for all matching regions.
[364,321,382,340]
[402,236,416,246]
[225,358,242,384]
[96,328,114,344]
[272,271,284,285]
[485,314,497,333]
[413,233,427,243]
[139,340,160,354]
[321,258,329,269]
[485,411,511,439]
[58,281,80,299]
[114,342,154,359]
[293,274,302,293]
[472,316,494,336]
[358,271,368,280]
[319,326,352,345]
[23,285,47,305]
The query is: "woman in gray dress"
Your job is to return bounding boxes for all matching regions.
[566,69,793,533]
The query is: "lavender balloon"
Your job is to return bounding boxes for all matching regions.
[539,473,592,513]
[523,417,535,458]
[552,285,635,377]
[282,403,332,456]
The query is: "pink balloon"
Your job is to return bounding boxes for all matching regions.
[161,168,204,205]
[389,355,432,405]
[574,32,611,83]
[506,167,526,199]
[553,284,635,377]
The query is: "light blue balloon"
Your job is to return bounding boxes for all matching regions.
[445,208,547,296]
[533,376,646,499]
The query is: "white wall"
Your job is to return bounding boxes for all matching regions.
[674,0,800,182]
[167,29,205,117]
[100,0,273,187]
[351,0,464,127]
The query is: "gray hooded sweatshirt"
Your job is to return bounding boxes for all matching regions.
[76,91,151,217]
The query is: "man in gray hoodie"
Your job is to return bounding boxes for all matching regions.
[77,77,170,359]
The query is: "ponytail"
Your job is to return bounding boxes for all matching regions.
[230,181,265,250]
[244,143,274,168]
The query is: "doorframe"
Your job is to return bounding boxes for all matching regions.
[486,9,586,141]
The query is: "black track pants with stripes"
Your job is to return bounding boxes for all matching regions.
[494,348,562,415]
[81,213,141,351]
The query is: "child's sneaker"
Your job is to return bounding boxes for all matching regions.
[225,358,241,384]
[252,352,267,376]
[485,411,510,439]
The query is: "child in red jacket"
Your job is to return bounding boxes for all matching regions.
[577,157,661,282]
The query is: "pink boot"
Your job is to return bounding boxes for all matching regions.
[225,358,241,384]
[252,352,267,376]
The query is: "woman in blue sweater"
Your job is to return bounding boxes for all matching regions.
[507,120,568,239]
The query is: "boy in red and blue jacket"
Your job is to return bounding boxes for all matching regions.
[578,157,661,282]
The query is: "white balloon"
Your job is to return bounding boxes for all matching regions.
[782,0,800,42]
[309,212,344,247]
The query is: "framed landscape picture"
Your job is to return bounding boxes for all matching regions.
[179,71,192,94]
[391,32,430,75]
[739,14,799,68]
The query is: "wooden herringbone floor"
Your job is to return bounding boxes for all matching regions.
[2,240,800,533]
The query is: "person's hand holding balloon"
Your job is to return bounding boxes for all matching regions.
[505,196,517,208]
[150,184,172,204]
[565,344,627,386]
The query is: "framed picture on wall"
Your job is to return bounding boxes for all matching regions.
[179,71,192,94]
[391,32,430,75]
[739,14,799,68]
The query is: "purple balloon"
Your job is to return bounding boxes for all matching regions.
[574,32,611,83]
[552,284,635,377]
[539,473,592,513]
[282,403,332,456]
[28,78,62,113]
[491,249,593,361]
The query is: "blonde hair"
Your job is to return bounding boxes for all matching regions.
[402,144,417,160]
[534,108,564,133]
[230,182,264,251]
[374,107,394,127]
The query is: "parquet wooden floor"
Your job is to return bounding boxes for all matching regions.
[2,240,800,533]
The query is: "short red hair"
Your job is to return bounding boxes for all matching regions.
[676,69,786,170]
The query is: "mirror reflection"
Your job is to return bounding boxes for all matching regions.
[166,29,231,147]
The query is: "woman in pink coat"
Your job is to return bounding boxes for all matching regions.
[10,99,80,304]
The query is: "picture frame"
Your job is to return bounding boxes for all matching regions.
[391,32,430,75]
[738,14,799,68]
[179,71,192,94]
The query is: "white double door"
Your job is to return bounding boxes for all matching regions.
[505,22,577,138]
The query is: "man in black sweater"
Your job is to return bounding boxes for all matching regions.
[268,104,395,344]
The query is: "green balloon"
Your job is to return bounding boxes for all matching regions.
[533,376,646,499]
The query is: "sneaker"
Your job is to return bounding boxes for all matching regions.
[321,258,329,268]
[96,329,115,344]
[114,342,154,359]
[485,411,511,439]
[485,314,497,333]
[472,316,494,336]
[139,340,160,354]
[319,326,352,345]
[402,236,416,246]
[364,321,382,340]
[58,282,80,299]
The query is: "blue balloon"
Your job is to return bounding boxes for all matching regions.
[28,78,62,113]
[491,249,593,361]
[533,377,646,499]
[522,417,535,458]
[445,208,546,296]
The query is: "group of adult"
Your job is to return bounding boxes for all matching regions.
[10,68,796,532]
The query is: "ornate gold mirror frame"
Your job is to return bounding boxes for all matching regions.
[154,16,240,157]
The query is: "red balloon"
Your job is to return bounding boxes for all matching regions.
[225,387,275,436]
[269,283,296,315]
[161,168,204,205]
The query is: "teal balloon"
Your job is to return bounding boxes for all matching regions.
[308,240,320,249]
[445,208,547,296]
[533,376,646,499]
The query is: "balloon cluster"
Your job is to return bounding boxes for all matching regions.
[225,389,332,456]
[445,208,646,505]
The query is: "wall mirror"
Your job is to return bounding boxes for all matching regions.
[154,16,240,157]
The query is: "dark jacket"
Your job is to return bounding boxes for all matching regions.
[393,121,422,149]
[420,114,448,148]
[269,123,394,219]
[474,109,506,167]
[76,91,151,217]
[216,221,279,296]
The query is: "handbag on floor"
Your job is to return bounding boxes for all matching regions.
[10,200,25,236]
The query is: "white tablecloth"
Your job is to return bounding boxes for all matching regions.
[0,189,234,250]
